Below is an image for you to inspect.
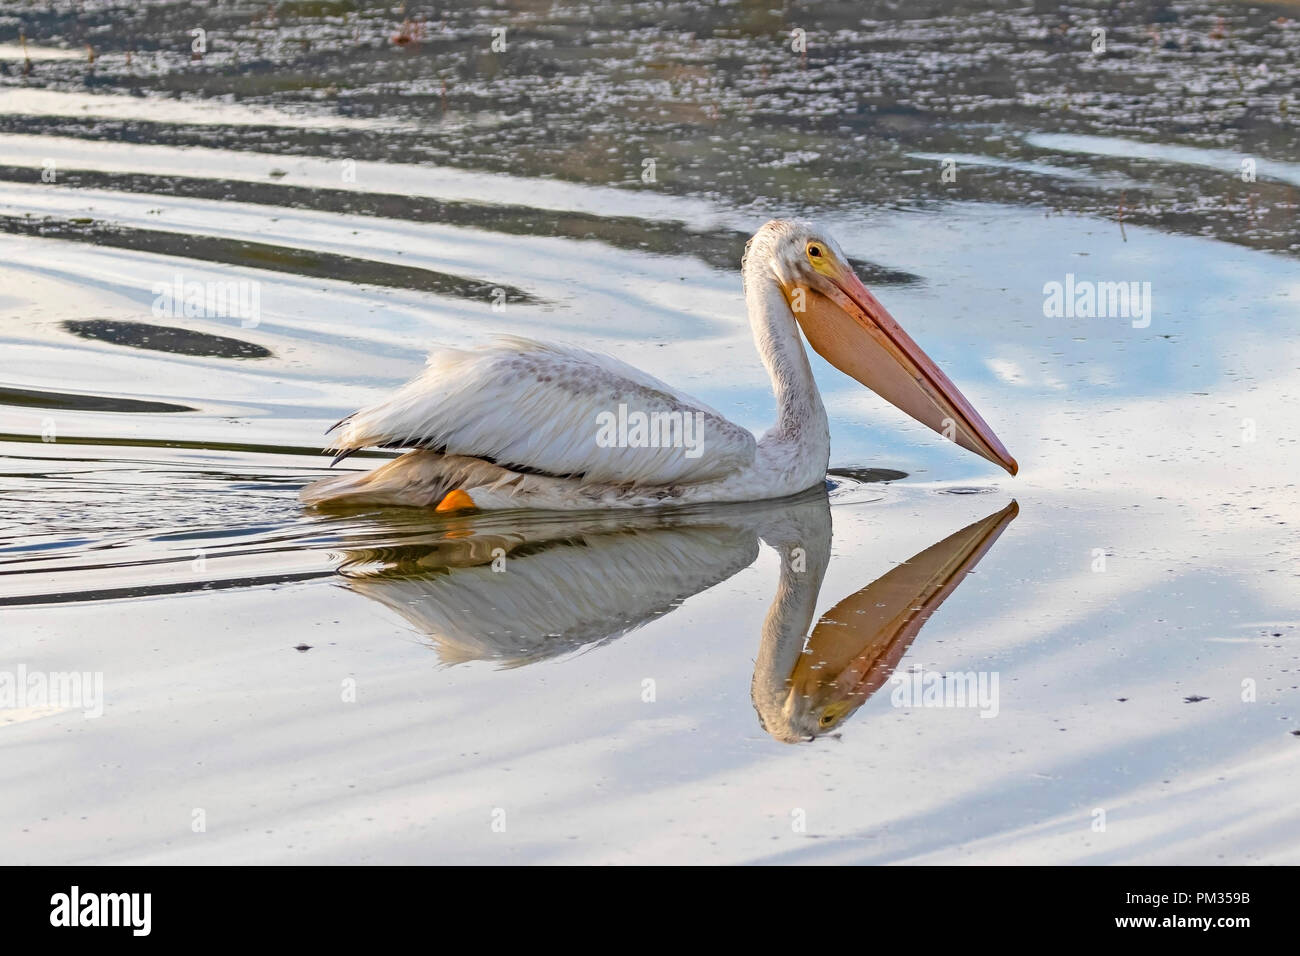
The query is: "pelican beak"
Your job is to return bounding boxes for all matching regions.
[793,264,1018,476]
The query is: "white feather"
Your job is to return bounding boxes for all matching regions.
[330,337,756,487]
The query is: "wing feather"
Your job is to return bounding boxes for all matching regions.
[329,338,756,487]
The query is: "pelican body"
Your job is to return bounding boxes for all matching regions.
[302,220,1016,511]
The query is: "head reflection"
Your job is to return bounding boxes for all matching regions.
[332,491,1016,740]
[752,499,1017,742]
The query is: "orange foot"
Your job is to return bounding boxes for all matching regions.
[435,489,477,513]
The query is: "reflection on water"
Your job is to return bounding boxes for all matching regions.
[758,500,1017,742]
[63,319,274,360]
[336,489,1017,742]
[339,504,762,667]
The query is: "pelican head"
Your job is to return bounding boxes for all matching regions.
[746,219,1018,476]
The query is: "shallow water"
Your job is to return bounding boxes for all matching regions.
[1,1,1298,864]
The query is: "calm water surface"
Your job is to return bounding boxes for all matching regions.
[1,1,1298,863]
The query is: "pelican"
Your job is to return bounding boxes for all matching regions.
[302,219,1017,511]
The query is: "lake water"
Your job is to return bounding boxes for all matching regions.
[1,0,1298,864]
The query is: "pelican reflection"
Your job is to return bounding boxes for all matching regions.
[332,492,1017,739]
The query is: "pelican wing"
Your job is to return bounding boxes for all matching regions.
[329,337,756,486]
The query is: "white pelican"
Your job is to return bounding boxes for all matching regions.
[302,219,1017,511]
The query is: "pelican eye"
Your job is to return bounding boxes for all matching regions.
[808,244,823,259]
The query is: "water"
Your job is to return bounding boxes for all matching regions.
[1,0,1298,864]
